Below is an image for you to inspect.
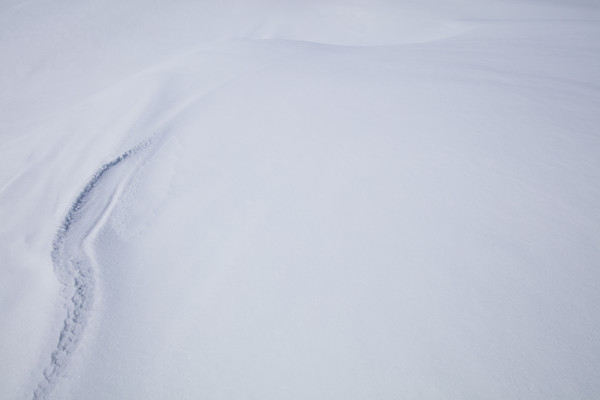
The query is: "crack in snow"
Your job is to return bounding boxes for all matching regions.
[32,140,152,400]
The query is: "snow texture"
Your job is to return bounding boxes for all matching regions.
[1,0,600,399]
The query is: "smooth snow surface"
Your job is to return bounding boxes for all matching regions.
[1,0,600,399]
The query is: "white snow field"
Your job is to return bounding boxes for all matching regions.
[1,0,600,398]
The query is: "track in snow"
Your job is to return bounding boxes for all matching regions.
[32,140,153,400]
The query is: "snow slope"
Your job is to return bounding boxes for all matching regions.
[1,0,600,399]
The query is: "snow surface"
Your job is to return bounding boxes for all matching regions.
[1,0,600,399]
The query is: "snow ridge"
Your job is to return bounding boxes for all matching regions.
[32,140,152,400]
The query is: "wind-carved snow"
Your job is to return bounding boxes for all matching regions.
[32,140,153,400]
[0,0,598,399]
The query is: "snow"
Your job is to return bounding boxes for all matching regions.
[1,0,600,399]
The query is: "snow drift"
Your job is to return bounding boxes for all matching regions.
[1,0,599,399]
